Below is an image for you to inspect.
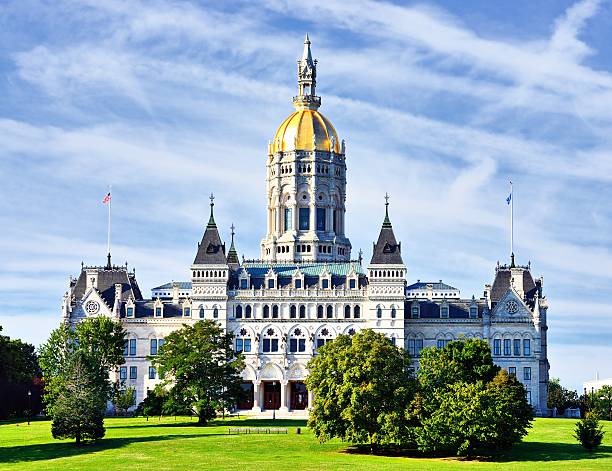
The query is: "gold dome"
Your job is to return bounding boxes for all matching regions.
[272,108,341,154]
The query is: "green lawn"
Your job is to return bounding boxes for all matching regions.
[0,417,611,470]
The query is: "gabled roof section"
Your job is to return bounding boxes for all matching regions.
[370,196,403,265]
[72,266,143,306]
[490,264,536,304]
[193,195,227,265]
[227,223,240,269]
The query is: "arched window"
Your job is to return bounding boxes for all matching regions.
[288,327,307,353]
[290,305,297,319]
[245,305,252,318]
[299,305,306,318]
[263,305,270,318]
[344,305,351,319]
[213,307,219,318]
[377,306,383,319]
[236,305,243,319]
[199,306,205,318]
[391,307,397,319]
[354,305,361,318]
[326,305,333,319]
[317,305,324,319]
[262,327,280,353]
[272,305,279,318]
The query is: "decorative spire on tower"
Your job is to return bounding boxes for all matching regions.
[293,34,321,110]
[227,223,240,269]
[207,192,216,228]
[383,192,391,228]
[370,194,403,265]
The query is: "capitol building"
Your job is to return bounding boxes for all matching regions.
[61,37,550,417]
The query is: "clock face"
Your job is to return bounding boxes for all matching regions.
[506,300,519,314]
[85,300,100,315]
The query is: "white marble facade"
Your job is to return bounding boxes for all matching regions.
[61,38,549,416]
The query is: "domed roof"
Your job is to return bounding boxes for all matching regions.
[272,109,341,154]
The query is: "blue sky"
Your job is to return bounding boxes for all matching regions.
[1,0,611,391]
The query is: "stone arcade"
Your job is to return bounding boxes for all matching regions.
[61,37,549,417]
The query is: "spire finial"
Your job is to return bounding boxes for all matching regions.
[358,248,363,263]
[294,35,320,110]
[230,223,235,243]
[207,193,216,228]
[383,193,391,227]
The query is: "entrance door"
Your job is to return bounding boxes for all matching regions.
[290,382,308,410]
[263,382,281,410]
[237,382,254,410]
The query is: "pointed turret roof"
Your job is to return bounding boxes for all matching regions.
[193,193,227,265]
[301,34,314,66]
[227,223,240,269]
[370,194,403,265]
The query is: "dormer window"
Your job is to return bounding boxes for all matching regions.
[411,303,420,319]
[183,306,191,317]
[440,305,449,318]
[155,307,162,317]
[268,279,275,289]
[199,306,205,318]
[469,306,478,318]
[322,279,329,289]
[240,279,248,289]
[295,279,302,289]
[126,307,134,318]
[349,279,356,289]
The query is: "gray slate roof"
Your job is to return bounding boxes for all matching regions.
[72,266,143,306]
[406,281,458,291]
[370,209,403,265]
[193,210,227,265]
[490,265,538,307]
[406,299,485,319]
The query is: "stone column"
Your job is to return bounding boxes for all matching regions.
[252,380,261,413]
[307,390,315,410]
[280,380,289,412]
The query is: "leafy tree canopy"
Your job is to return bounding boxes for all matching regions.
[306,329,416,450]
[0,325,40,384]
[547,377,579,414]
[151,320,244,425]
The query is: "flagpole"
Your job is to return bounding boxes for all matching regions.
[510,180,513,266]
[107,185,112,269]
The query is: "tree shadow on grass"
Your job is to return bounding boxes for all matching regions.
[343,441,612,462]
[0,433,219,464]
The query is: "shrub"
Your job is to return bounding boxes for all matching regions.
[575,411,605,451]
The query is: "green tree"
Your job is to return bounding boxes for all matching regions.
[113,386,136,416]
[39,318,126,410]
[50,351,107,445]
[575,411,605,451]
[151,320,244,425]
[547,378,579,415]
[305,329,415,451]
[412,339,533,456]
[39,317,126,442]
[590,385,612,421]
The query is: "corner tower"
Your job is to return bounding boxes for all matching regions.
[261,35,351,262]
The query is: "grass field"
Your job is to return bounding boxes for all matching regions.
[1,417,611,470]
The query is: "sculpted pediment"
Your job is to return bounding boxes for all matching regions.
[491,288,531,318]
[77,288,112,318]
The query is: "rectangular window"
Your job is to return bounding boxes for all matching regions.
[503,339,511,356]
[263,339,270,353]
[183,307,190,317]
[119,366,127,380]
[437,339,446,349]
[416,339,423,356]
[240,279,248,289]
[523,339,531,356]
[514,339,521,356]
[243,339,251,353]
[349,279,356,289]
[322,279,329,289]
[150,338,158,356]
[526,390,532,405]
[524,367,531,381]
[155,307,162,317]
[316,208,326,231]
[440,306,449,318]
[289,338,297,353]
[411,307,419,318]
[236,339,243,353]
[298,339,306,352]
[271,339,279,352]
[123,340,128,356]
[268,279,275,289]
[469,307,478,318]
[299,208,310,230]
[284,208,293,231]
[508,366,516,377]
[408,339,415,356]
[129,366,137,380]
[129,339,136,356]
[158,339,165,352]
[493,339,501,356]
[149,366,156,379]
[316,339,325,349]
[295,279,302,289]
[126,307,134,317]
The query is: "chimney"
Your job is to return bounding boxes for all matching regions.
[85,269,99,290]
[113,283,123,318]
[172,282,180,304]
